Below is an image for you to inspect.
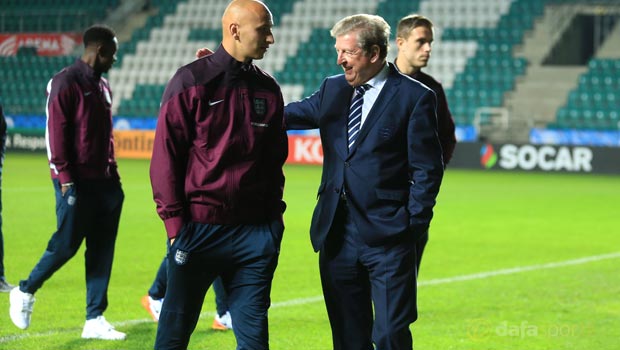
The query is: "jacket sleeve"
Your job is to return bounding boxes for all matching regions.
[435,84,457,166]
[46,77,76,184]
[266,90,288,215]
[284,79,325,130]
[0,104,6,155]
[104,79,120,180]
[150,68,195,239]
[407,88,444,234]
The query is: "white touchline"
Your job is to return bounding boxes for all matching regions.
[416,251,620,286]
[2,251,619,343]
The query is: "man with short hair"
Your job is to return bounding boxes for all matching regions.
[9,24,126,341]
[150,0,287,349]
[395,14,457,271]
[286,13,444,350]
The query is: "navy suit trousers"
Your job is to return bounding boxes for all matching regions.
[320,201,418,350]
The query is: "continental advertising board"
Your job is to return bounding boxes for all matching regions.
[5,130,157,159]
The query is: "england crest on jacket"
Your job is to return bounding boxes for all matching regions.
[253,98,267,116]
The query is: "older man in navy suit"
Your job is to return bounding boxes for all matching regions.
[285,14,444,350]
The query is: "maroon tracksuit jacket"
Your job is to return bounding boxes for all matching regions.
[150,46,288,239]
[46,59,119,183]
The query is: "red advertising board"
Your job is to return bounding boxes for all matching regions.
[0,33,81,56]
[287,134,324,165]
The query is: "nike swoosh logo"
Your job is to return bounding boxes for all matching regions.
[84,92,92,96]
[251,122,269,128]
[208,99,224,106]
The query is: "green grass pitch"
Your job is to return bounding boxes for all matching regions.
[0,152,618,349]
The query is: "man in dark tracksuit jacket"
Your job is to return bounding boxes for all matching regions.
[395,14,457,272]
[0,103,13,292]
[9,25,126,340]
[150,1,287,349]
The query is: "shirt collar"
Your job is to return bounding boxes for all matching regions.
[393,58,421,78]
[364,63,389,91]
[76,59,100,80]
[213,44,253,73]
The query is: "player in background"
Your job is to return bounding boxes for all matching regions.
[8,25,126,341]
[394,14,457,272]
[0,102,14,293]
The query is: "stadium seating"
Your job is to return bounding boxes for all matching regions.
[1,0,618,135]
[274,28,342,97]
[0,49,74,116]
[108,0,533,124]
[428,0,536,125]
[0,1,119,117]
[109,0,220,115]
[111,0,384,115]
[0,0,119,32]
[1,0,531,124]
[553,58,620,130]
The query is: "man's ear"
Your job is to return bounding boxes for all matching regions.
[395,37,404,48]
[96,44,108,58]
[369,45,381,63]
[229,23,240,40]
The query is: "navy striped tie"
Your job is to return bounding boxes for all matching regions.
[347,84,369,150]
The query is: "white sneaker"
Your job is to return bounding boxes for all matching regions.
[81,315,126,340]
[212,311,233,330]
[141,295,163,322]
[9,287,35,329]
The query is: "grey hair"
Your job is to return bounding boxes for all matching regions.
[330,14,390,60]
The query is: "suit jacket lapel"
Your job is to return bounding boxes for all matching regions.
[348,69,401,156]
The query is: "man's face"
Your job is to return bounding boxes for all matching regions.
[335,32,375,87]
[396,26,433,71]
[238,9,275,61]
[95,37,118,73]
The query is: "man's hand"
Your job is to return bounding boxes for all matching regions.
[61,182,73,196]
[195,47,213,59]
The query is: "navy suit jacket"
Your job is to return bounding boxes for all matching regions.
[285,63,444,252]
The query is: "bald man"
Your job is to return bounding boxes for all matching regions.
[150,0,287,349]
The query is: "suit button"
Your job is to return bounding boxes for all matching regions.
[334,188,339,193]
[344,162,350,167]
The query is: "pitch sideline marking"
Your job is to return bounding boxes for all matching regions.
[2,251,619,343]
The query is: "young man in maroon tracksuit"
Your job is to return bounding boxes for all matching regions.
[150,1,287,349]
[394,14,457,272]
[9,25,126,341]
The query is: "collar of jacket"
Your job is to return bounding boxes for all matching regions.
[212,44,254,73]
